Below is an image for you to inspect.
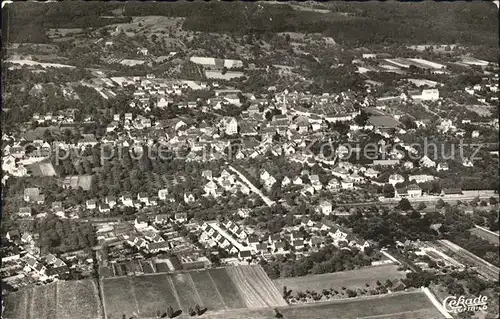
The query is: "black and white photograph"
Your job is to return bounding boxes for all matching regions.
[1,1,499,318]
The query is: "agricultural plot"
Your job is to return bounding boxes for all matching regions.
[2,280,103,319]
[189,270,227,311]
[101,277,138,319]
[56,280,103,319]
[205,291,444,319]
[130,275,179,317]
[273,265,406,295]
[208,268,247,309]
[101,266,286,318]
[227,265,288,308]
[170,273,202,310]
[30,283,57,319]
[2,289,29,319]
[29,162,57,177]
[465,104,494,117]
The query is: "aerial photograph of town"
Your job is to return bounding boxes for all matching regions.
[0,1,499,319]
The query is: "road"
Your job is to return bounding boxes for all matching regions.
[228,165,275,207]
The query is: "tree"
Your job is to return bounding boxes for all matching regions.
[397,198,413,211]
[194,304,202,315]
[221,67,228,75]
[274,308,284,318]
[435,199,446,209]
[354,110,369,126]
[385,279,393,288]
[166,306,174,318]
[417,202,427,211]
[188,307,196,316]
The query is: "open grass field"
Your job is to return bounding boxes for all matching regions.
[273,265,406,295]
[204,291,445,319]
[101,266,285,318]
[2,280,103,319]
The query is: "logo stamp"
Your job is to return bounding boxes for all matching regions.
[443,295,488,313]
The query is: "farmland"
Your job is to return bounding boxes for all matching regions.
[101,266,286,318]
[273,264,406,296]
[226,265,288,308]
[29,162,57,177]
[2,280,103,319]
[433,240,499,281]
[204,291,445,319]
[56,280,103,319]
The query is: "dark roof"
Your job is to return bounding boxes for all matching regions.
[442,188,462,194]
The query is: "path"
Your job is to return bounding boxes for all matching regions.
[228,165,275,207]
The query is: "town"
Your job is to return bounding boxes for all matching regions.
[1,2,499,319]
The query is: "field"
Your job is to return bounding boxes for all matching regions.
[226,265,288,308]
[205,70,244,80]
[273,265,406,295]
[6,59,76,69]
[56,280,103,319]
[470,226,499,246]
[29,162,57,177]
[2,280,103,319]
[62,175,93,191]
[101,266,286,318]
[204,291,445,319]
[465,104,494,117]
[433,240,499,281]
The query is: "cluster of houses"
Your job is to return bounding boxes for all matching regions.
[126,213,189,254]
[32,109,76,125]
[3,232,70,286]
[197,217,372,260]
[202,169,250,198]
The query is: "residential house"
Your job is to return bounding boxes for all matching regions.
[365,168,380,179]
[409,174,436,183]
[318,200,333,215]
[134,215,149,230]
[388,174,405,186]
[175,212,188,223]
[462,159,474,167]
[158,189,169,201]
[220,116,238,135]
[436,162,449,171]
[341,179,354,189]
[105,196,117,208]
[99,203,111,213]
[137,192,149,205]
[23,188,44,204]
[18,207,32,219]
[76,196,90,210]
[419,156,436,168]
[441,188,463,196]
[121,194,134,207]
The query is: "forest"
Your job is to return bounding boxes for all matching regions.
[3,1,498,54]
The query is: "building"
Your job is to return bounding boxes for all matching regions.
[419,156,436,168]
[220,117,238,135]
[388,174,405,186]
